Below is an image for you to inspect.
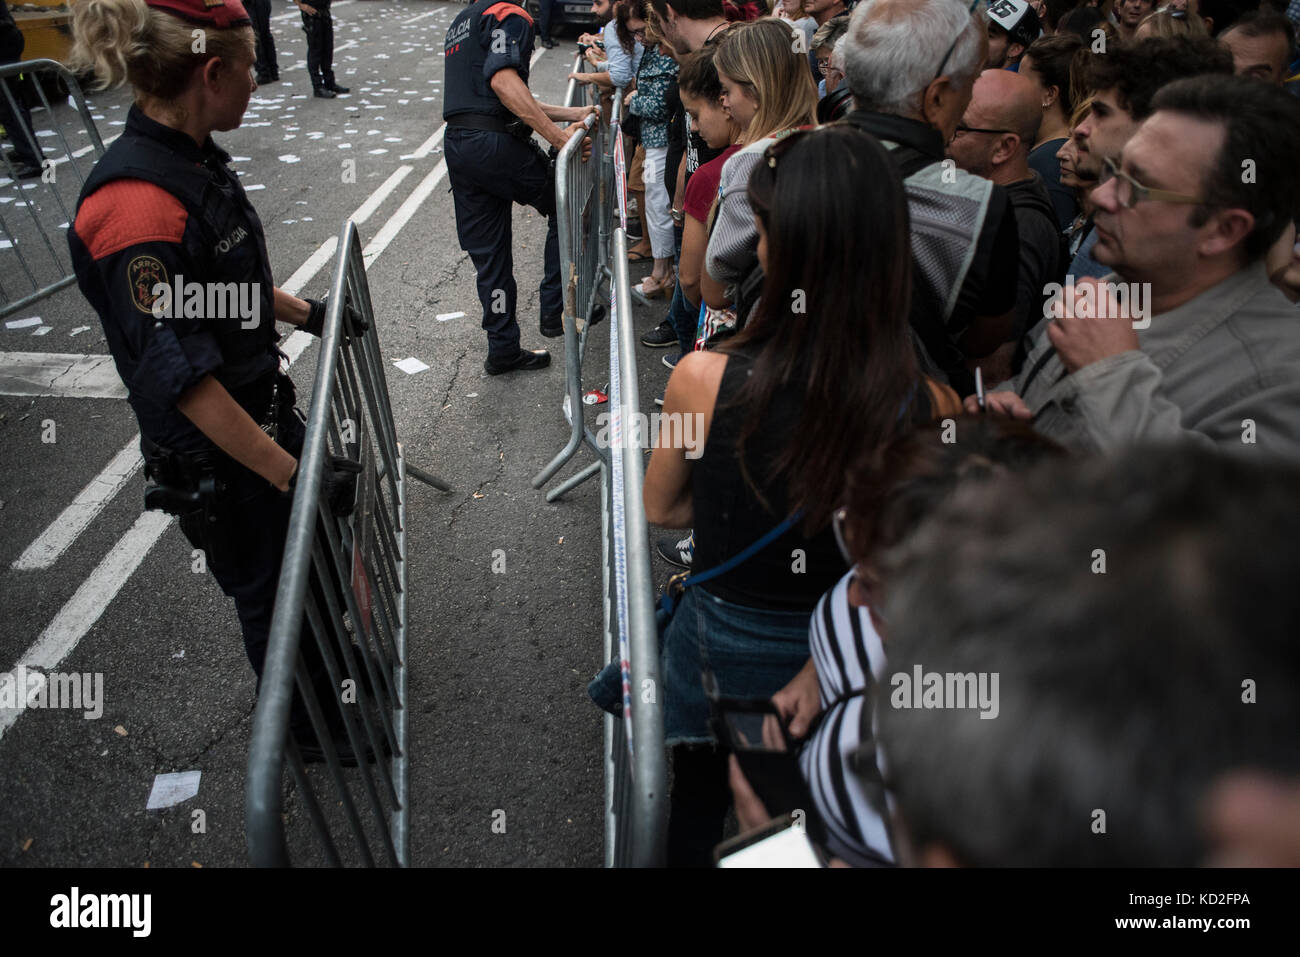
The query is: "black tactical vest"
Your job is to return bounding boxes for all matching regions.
[77,111,280,392]
[442,0,533,121]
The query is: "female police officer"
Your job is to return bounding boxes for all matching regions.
[67,0,362,761]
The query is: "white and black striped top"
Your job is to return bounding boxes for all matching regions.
[799,571,896,867]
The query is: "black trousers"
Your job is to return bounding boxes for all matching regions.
[247,0,278,78]
[174,400,345,737]
[301,9,336,90]
[444,126,562,362]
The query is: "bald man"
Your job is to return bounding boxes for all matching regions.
[948,69,1066,381]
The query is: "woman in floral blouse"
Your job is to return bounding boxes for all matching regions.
[626,10,679,299]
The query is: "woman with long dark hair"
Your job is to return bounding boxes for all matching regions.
[642,123,961,865]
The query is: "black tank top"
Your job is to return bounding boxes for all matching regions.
[690,349,848,611]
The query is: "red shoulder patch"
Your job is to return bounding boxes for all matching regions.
[74,179,188,261]
[483,2,533,25]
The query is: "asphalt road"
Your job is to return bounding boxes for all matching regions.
[0,0,676,867]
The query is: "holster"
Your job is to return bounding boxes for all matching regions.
[140,434,226,522]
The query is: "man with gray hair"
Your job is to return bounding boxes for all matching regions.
[843,0,1021,396]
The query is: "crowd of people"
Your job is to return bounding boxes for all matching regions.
[578,0,1300,866]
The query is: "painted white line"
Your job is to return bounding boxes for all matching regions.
[282,236,340,298]
[0,511,172,739]
[402,126,444,161]
[362,160,447,268]
[12,442,142,571]
[402,9,437,24]
[280,164,413,297]
[0,352,126,399]
[335,39,359,53]
[351,164,413,225]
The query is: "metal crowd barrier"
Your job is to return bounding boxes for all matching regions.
[246,221,411,867]
[531,56,611,500]
[0,59,107,319]
[602,100,667,866]
[602,221,668,867]
[532,54,668,864]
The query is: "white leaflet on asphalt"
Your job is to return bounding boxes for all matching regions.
[393,357,429,375]
[146,770,202,810]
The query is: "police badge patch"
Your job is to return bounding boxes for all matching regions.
[128,255,167,315]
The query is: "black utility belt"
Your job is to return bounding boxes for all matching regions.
[447,112,533,141]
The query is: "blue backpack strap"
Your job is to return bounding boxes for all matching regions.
[661,509,803,615]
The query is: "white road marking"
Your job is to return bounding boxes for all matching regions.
[12,442,142,571]
[362,161,447,269]
[402,127,443,161]
[0,511,172,740]
[401,9,437,25]
[0,352,126,399]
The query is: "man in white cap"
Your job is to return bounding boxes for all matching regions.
[986,0,1040,70]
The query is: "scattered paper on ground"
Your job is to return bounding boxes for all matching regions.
[436,311,465,322]
[6,317,41,329]
[393,357,429,375]
[146,770,201,810]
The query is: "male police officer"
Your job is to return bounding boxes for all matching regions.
[443,0,595,375]
[295,0,348,97]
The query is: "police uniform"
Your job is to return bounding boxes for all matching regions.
[300,0,347,96]
[247,0,279,83]
[69,99,304,681]
[443,0,562,373]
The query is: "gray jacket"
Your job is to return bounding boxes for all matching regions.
[1012,262,1300,460]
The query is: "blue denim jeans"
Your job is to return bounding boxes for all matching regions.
[587,585,812,742]
[662,585,812,745]
[663,279,699,357]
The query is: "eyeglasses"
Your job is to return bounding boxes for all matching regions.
[1099,156,1204,210]
[932,0,982,85]
[953,122,1014,137]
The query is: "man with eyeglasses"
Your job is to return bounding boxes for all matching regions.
[970,76,1300,461]
[947,69,1065,382]
[1065,37,1233,280]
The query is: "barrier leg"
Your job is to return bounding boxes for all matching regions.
[545,458,603,503]
[405,463,453,492]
